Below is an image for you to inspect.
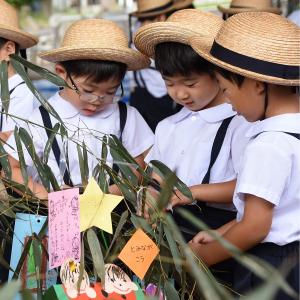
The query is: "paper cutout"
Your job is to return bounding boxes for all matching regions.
[118,229,159,279]
[79,178,123,233]
[9,213,57,300]
[60,258,96,299]
[50,261,144,300]
[49,188,81,269]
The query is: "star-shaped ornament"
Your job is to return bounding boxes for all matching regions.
[79,178,123,234]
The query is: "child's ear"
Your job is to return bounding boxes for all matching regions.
[55,63,68,81]
[254,80,266,96]
[156,14,167,22]
[1,41,16,60]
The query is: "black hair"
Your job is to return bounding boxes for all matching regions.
[214,66,245,87]
[59,59,127,83]
[0,37,20,54]
[155,42,215,77]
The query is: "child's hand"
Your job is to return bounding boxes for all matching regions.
[189,230,217,245]
[170,190,194,207]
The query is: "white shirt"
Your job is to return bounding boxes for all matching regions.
[0,74,36,132]
[5,92,154,187]
[146,103,251,210]
[234,113,300,245]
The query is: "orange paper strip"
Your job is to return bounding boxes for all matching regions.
[118,229,159,280]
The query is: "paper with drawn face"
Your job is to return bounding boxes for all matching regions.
[49,188,81,269]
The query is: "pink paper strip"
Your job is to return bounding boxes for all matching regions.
[48,188,80,269]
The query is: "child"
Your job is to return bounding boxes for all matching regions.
[3,19,154,199]
[190,12,299,299]
[129,0,194,132]
[218,0,281,20]
[0,0,38,142]
[134,9,251,286]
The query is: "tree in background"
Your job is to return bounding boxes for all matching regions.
[6,0,34,9]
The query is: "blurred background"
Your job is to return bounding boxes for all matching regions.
[9,0,299,98]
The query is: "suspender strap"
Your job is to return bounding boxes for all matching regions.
[284,132,300,140]
[39,106,74,187]
[0,82,26,132]
[111,102,127,180]
[201,116,235,184]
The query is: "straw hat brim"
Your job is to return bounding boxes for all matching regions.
[130,4,176,18]
[173,0,194,10]
[39,46,150,71]
[0,26,38,49]
[134,22,208,57]
[190,37,300,86]
[217,5,281,15]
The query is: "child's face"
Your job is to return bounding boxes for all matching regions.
[162,72,221,111]
[215,73,266,122]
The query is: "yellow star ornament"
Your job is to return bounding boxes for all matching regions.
[79,178,123,234]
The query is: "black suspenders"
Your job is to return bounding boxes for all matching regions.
[201,115,235,184]
[39,102,127,187]
[0,82,25,131]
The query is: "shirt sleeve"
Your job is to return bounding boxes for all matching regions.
[236,140,291,206]
[121,105,154,158]
[1,86,36,132]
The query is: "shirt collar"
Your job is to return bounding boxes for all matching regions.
[53,92,116,119]
[245,113,300,138]
[171,103,236,124]
[8,74,24,91]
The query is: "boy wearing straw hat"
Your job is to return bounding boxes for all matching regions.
[190,12,299,299]
[129,0,194,132]
[0,0,38,142]
[218,0,281,19]
[3,19,154,199]
[134,8,251,285]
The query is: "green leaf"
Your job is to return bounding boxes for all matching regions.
[87,229,106,285]
[77,143,88,188]
[0,61,10,115]
[163,224,182,275]
[150,160,193,201]
[32,237,43,299]
[10,54,68,87]
[77,237,85,293]
[164,280,180,300]
[105,210,128,260]
[0,141,12,179]
[157,173,177,211]
[14,127,29,188]
[10,58,63,123]
[43,122,60,165]
[0,280,21,300]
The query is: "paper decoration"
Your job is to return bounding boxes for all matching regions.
[79,178,123,233]
[118,229,159,279]
[9,213,57,299]
[48,188,81,269]
[60,258,96,299]
[43,261,145,300]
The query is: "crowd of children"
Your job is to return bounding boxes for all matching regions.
[0,0,299,298]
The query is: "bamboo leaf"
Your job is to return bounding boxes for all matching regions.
[0,141,12,179]
[10,59,63,123]
[163,224,182,275]
[157,173,177,211]
[42,122,60,165]
[164,280,180,300]
[150,160,192,200]
[10,54,68,87]
[32,238,43,299]
[0,280,21,300]
[87,229,106,285]
[77,236,85,293]
[77,143,88,188]
[0,61,10,115]
[14,127,29,188]
[105,210,128,260]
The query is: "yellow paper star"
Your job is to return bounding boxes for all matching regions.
[79,178,123,234]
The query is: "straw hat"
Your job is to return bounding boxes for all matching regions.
[134,9,223,58]
[190,12,300,86]
[130,0,177,18]
[173,0,194,10]
[218,0,281,15]
[0,0,38,49]
[39,19,150,71]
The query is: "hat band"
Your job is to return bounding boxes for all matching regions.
[210,41,299,80]
[140,1,174,14]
